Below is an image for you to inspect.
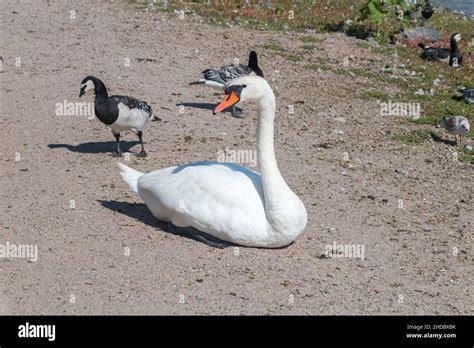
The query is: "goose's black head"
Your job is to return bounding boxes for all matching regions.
[79,76,107,98]
[248,50,264,78]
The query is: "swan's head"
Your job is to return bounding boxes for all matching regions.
[213,76,272,114]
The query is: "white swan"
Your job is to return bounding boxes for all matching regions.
[118,76,307,248]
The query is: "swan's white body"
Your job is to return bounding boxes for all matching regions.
[118,76,307,247]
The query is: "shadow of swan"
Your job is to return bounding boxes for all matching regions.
[98,200,235,249]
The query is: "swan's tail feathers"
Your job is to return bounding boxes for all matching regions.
[118,162,144,194]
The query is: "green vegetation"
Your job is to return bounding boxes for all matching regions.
[135,0,473,146]
[393,129,439,145]
[392,46,473,131]
[358,0,411,43]
[264,42,285,51]
[301,44,315,51]
[299,36,320,43]
[358,90,392,102]
[460,148,474,164]
[304,63,330,71]
[287,55,302,62]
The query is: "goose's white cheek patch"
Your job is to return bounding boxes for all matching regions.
[82,80,94,93]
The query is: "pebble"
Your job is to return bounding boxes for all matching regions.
[464,144,472,152]
[396,169,409,177]
[422,224,433,232]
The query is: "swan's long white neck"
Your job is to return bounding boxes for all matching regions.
[256,90,303,234]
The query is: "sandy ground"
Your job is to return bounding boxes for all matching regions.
[0,0,472,315]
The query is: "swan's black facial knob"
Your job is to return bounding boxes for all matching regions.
[224,84,246,97]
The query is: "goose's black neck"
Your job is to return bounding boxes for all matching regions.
[91,77,109,101]
[248,51,264,77]
[450,37,460,54]
[248,51,259,70]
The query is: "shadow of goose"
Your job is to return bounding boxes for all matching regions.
[48,141,139,154]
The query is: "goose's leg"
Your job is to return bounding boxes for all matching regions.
[112,132,122,157]
[136,131,147,157]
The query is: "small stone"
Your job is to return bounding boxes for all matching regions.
[396,169,409,176]
[422,224,433,232]
[464,144,472,152]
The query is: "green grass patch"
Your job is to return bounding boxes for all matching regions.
[158,7,175,13]
[305,63,329,71]
[393,129,439,145]
[460,148,474,164]
[264,42,285,51]
[287,55,302,62]
[299,36,320,43]
[428,8,474,43]
[358,90,392,102]
[301,44,315,51]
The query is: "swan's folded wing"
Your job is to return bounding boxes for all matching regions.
[137,162,270,245]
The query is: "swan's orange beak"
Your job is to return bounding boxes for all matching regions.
[213,91,240,114]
